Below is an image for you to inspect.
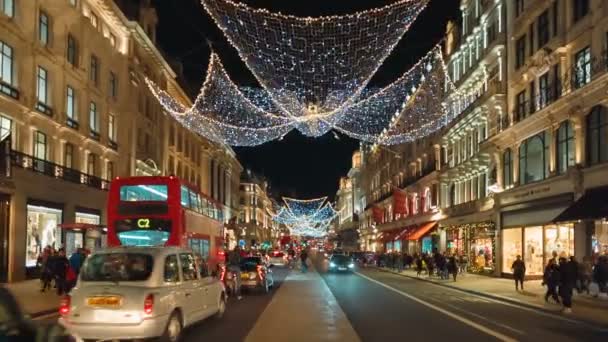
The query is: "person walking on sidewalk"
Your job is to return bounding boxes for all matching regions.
[38,246,53,292]
[543,258,560,304]
[458,253,468,275]
[511,255,526,291]
[52,249,69,296]
[300,249,308,273]
[559,257,576,314]
[447,255,458,281]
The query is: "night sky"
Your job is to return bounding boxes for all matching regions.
[153,0,459,200]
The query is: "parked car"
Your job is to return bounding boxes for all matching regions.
[267,250,288,266]
[240,256,274,293]
[59,246,226,342]
[328,254,355,272]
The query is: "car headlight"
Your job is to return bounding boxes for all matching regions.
[329,262,336,267]
[348,263,355,268]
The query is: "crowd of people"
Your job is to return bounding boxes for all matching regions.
[37,246,89,296]
[363,250,468,282]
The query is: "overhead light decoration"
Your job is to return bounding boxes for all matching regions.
[273,197,337,237]
[146,0,486,146]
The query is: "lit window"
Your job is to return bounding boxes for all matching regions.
[503,148,513,188]
[66,86,76,121]
[108,113,116,141]
[0,41,13,85]
[87,153,97,176]
[39,12,50,46]
[33,130,47,160]
[586,106,608,166]
[556,120,575,174]
[1,0,14,17]
[90,55,99,85]
[0,115,11,141]
[67,34,78,66]
[574,46,591,89]
[36,66,48,104]
[89,101,98,132]
[519,131,550,184]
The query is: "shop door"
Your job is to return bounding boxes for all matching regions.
[65,230,84,257]
[0,194,10,282]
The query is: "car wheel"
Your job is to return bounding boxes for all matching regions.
[215,294,227,319]
[160,312,182,342]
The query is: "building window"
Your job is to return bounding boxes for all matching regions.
[586,106,608,166]
[538,73,549,109]
[516,35,526,69]
[107,161,114,180]
[1,0,14,17]
[503,148,513,188]
[87,153,97,176]
[0,115,11,140]
[69,0,77,6]
[67,34,78,66]
[109,72,117,98]
[556,120,575,174]
[36,66,48,104]
[519,132,550,184]
[537,10,550,47]
[90,12,98,28]
[108,113,116,142]
[90,55,99,85]
[515,0,524,17]
[66,86,76,121]
[39,11,50,46]
[89,102,98,132]
[515,90,526,121]
[574,46,591,89]
[33,131,47,160]
[573,0,589,22]
[64,143,73,168]
[0,41,13,85]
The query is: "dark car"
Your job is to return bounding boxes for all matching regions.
[328,254,355,272]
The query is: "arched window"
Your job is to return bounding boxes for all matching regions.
[503,148,513,188]
[556,120,575,174]
[586,106,608,165]
[519,132,549,184]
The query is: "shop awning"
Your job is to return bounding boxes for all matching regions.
[553,186,608,223]
[407,221,437,241]
[57,223,106,231]
[394,225,416,241]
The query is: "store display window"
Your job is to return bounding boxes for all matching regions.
[524,226,543,276]
[592,220,608,255]
[394,240,402,252]
[26,204,62,267]
[502,228,522,274]
[385,241,393,252]
[421,237,433,254]
[470,238,493,271]
[544,224,574,261]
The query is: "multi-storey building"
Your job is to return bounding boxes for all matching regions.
[360,132,442,254]
[487,0,608,278]
[238,171,278,248]
[438,0,508,275]
[333,151,363,251]
[0,0,241,282]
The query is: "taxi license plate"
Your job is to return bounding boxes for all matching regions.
[338,267,347,271]
[87,296,122,308]
[241,274,250,280]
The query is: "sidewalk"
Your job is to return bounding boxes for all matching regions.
[377,267,608,327]
[2,279,61,318]
[245,266,360,342]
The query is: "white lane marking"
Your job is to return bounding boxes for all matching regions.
[369,269,608,333]
[427,297,525,335]
[355,271,518,342]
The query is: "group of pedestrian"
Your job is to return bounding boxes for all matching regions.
[374,250,467,282]
[37,246,88,296]
[511,253,608,314]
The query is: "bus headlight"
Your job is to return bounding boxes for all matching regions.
[348,263,355,268]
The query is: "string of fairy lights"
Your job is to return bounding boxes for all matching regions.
[146,0,488,147]
[273,197,337,237]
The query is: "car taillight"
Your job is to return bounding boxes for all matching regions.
[144,294,154,315]
[220,265,226,281]
[59,295,70,316]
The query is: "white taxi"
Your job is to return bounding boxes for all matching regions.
[59,246,226,341]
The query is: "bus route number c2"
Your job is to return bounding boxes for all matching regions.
[137,218,150,229]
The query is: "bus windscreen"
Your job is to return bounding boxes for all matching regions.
[120,185,168,202]
[115,218,171,246]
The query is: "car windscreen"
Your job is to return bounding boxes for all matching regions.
[81,253,154,282]
[331,255,352,264]
[240,257,262,272]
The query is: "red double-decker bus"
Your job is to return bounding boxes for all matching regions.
[107,176,225,267]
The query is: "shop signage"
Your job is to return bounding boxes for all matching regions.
[501,185,552,206]
[393,188,407,217]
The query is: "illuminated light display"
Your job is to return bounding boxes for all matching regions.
[201,0,430,120]
[273,197,337,237]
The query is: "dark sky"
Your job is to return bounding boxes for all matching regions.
[153,0,459,200]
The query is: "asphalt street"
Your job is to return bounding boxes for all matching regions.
[315,254,608,342]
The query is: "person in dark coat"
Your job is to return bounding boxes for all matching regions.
[543,258,560,303]
[559,257,576,313]
[511,255,526,291]
[447,255,458,281]
[52,249,70,296]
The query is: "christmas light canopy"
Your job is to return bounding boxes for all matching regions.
[273,197,337,237]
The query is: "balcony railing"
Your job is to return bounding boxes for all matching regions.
[35,102,53,117]
[108,140,118,150]
[0,81,19,100]
[66,118,79,130]
[10,150,109,191]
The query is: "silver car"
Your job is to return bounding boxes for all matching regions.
[59,246,226,341]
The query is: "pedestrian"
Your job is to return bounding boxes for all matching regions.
[53,249,69,296]
[300,249,308,273]
[426,256,435,277]
[69,248,85,277]
[38,246,53,292]
[543,259,560,304]
[415,257,423,276]
[458,253,468,275]
[579,256,593,294]
[448,255,458,281]
[511,255,526,291]
[593,255,608,294]
[558,257,575,314]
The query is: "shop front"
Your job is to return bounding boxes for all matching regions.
[445,221,496,274]
[405,221,438,255]
[25,202,63,269]
[500,193,573,278]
